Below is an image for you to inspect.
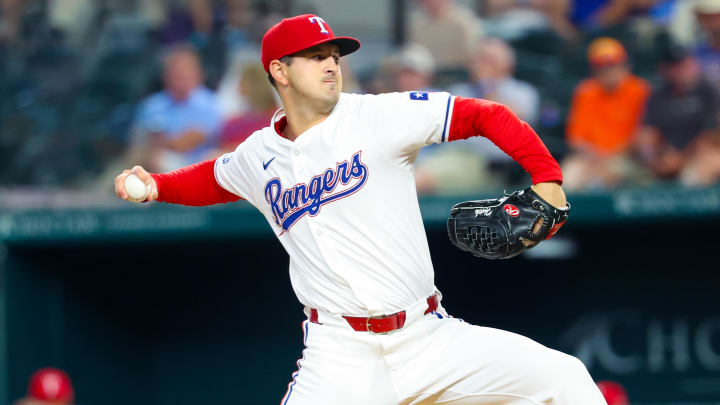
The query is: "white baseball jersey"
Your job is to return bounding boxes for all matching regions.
[214,91,454,315]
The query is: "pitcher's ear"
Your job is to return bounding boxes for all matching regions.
[269,60,289,87]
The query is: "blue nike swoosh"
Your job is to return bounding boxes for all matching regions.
[263,157,276,170]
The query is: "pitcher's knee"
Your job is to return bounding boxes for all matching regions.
[546,352,607,404]
[560,353,592,379]
[543,351,594,386]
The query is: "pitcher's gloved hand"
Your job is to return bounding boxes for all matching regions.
[447,187,570,260]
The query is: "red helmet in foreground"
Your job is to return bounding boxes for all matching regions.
[596,380,629,405]
[27,368,74,404]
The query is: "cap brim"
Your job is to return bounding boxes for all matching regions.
[589,57,626,69]
[281,36,361,60]
[327,37,361,57]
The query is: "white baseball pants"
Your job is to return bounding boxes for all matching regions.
[280,295,608,405]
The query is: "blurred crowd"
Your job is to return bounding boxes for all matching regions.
[1,0,720,195]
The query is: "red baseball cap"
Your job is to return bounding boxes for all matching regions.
[28,367,75,403]
[261,14,361,72]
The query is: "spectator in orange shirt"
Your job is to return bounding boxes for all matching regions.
[563,37,651,190]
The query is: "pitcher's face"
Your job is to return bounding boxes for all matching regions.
[286,43,343,109]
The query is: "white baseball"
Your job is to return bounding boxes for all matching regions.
[124,173,151,202]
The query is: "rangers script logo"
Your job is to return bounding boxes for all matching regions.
[264,151,369,232]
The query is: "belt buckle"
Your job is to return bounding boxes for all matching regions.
[366,313,397,335]
[365,311,403,335]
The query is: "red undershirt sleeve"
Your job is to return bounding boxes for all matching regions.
[150,159,241,206]
[448,97,563,185]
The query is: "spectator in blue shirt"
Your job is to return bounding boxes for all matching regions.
[693,0,720,91]
[570,0,677,30]
[130,44,222,172]
[450,37,539,125]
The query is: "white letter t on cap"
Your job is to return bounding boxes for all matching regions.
[308,16,329,34]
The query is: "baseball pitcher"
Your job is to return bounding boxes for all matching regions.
[115,14,607,405]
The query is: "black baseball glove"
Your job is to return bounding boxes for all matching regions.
[447,187,570,260]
